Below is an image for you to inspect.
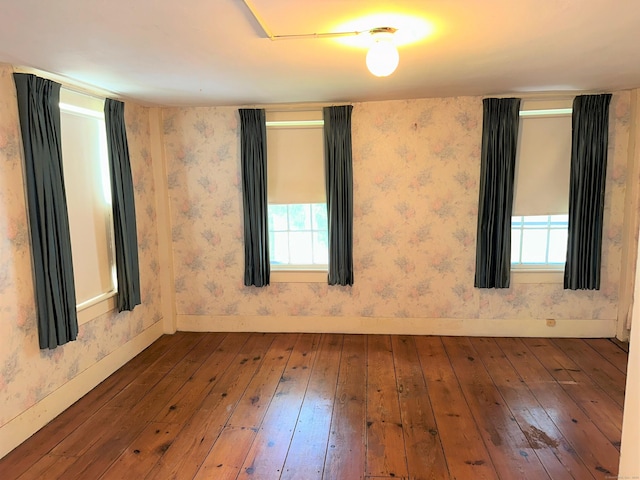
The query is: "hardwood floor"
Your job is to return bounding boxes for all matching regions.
[0,332,627,479]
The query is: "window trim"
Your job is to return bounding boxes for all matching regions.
[266,111,327,278]
[59,88,118,322]
[510,214,568,283]
[511,270,564,284]
[77,292,117,324]
[511,215,568,269]
[270,269,327,283]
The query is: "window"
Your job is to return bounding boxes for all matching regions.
[266,111,327,276]
[511,100,572,272]
[511,215,568,267]
[268,203,328,267]
[59,89,117,320]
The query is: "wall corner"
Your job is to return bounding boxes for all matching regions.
[149,107,177,334]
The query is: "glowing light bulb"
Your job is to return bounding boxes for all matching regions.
[366,28,399,77]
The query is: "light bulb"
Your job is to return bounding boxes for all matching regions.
[366,30,399,77]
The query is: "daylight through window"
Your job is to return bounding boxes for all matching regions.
[268,203,328,267]
[511,215,568,267]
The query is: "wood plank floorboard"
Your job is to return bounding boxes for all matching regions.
[550,339,626,408]
[583,339,628,374]
[279,334,343,480]
[415,336,499,480]
[523,339,623,448]
[442,337,550,479]
[365,335,408,478]
[0,334,627,480]
[234,334,320,480]
[469,337,597,480]
[391,336,448,480]
[323,334,367,480]
[497,338,621,479]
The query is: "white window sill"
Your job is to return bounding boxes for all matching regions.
[77,290,118,325]
[270,268,327,283]
[510,269,564,284]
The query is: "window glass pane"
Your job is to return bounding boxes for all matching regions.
[311,203,328,230]
[271,232,289,264]
[313,231,329,264]
[511,215,568,268]
[288,204,311,231]
[268,203,328,267]
[289,231,313,264]
[268,204,288,231]
[521,229,548,263]
[511,229,521,264]
[548,229,568,263]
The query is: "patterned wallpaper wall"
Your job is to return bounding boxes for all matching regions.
[0,64,163,428]
[163,92,631,323]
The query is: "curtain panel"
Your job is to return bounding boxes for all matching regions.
[13,73,78,349]
[564,94,612,290]
[104,99,141,311]
[323,105,354,286]
[239,108,270,287]
[474,97,521,288]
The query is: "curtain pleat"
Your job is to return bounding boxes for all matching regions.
[324,105,354,286]
[13,73,78,349]
[474,97,521,288]
[239,108,270,287]
[104,99,141,311]
[564,94,612,290]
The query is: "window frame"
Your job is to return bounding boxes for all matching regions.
[510,101,572,280]
[510,214,569,271]
[59,88,118,323]
[266,112,328,280]
[268,202,329,271]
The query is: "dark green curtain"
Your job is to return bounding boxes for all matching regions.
[564,94,612,290]
[104,99,141,311]
[474,97,521,288]
[13,73,78,349]
[239,108,270,287]
[324,105,354,286]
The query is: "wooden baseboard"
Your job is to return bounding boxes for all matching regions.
[0,321,164,459]
[177,315,616,338]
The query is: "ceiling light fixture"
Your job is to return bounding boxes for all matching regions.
[366,27,399,77]
[241,0,403,77]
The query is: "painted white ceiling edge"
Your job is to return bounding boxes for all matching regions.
[1,0,639,107]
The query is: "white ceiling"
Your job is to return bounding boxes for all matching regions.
[1,0,639,107]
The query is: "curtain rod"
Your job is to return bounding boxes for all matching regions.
[483,91,606,101]
[240,102,353,111]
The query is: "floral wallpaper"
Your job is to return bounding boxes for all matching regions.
[163,92,631,323]
[0,63,163,428]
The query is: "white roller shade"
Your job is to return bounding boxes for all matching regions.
[513,100,572,216]
[266,110,325,205]
[60,88,116,306]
